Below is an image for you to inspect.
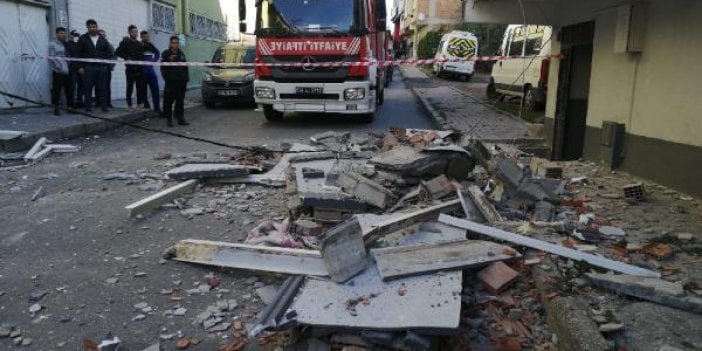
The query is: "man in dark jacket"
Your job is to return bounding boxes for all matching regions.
[161,35,189,127]
[116,25,145,110]
[76,19,113,112]
[67,30,84,108]
[140,30,160,114]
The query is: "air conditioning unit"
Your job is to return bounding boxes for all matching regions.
[600,121,626,169]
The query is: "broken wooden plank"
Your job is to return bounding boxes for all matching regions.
[586,273,702,314]
[125,179,199,217]
[171,239,328,276]
[466,185,503,223]
[362,199,462,246]
[371,240,519,281]
[438,215,661,278]
[23,137,48,160]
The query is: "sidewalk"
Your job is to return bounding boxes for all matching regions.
[400,65,540,144]
[0,90,201,153]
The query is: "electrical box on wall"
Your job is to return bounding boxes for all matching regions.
[614,3,647,54]
[600,121,626,169]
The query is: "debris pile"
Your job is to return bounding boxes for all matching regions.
[117,130,701,350]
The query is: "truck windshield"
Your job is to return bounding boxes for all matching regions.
[256,0,362,37]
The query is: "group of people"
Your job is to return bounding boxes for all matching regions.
[49,19,190,127]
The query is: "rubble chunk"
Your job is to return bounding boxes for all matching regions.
[166,164,250,180]
[337,171,397,209]
[320,218,368,283]
[477,262,520,294]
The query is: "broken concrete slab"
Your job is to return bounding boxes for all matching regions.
[165,163,250,180]
[337,171,397,209]
[26,146,53,162]
[249,275,305,338]
[371,240,519,281]
[23,137,47,160]
[362,200,463,246]
[477,261,520,294]
[125,179,199,218]
[439,215,661,278]
[46,144,79,153]
[293,219,323,237]
[320,218,368,283]
[369,145,474,180]
[170,239,328,276]
[290,223,463,333]
[586,273,702,314]
[255,285,280,305]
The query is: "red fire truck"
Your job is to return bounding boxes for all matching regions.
[249,0,388,122]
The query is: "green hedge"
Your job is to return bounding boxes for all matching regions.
[417,30,442,59]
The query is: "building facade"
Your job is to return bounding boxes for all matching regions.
[0,0,239,108]
[465,0,702,197]
[395,0,463,58]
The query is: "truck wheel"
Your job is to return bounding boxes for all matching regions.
[359,112,375,123]
[263,105,284,122]
[377,88,385,106]
[486,79,499,100]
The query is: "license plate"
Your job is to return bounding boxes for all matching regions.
[296,87,323,95]
[218,90,239,96]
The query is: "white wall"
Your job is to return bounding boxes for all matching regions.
[68,0,149,101]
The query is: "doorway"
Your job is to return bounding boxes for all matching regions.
[552,21,595,160]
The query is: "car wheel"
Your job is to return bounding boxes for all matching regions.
[486,79,499,100]
[263,105,284,122]
[377,87,385,106]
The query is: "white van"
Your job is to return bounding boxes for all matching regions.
[432,31,479,80]
[488,25,553,111]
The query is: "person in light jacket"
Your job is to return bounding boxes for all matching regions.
[160,35,189,127]
[49,27,73,116]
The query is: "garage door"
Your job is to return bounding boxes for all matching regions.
[68,0,149,101]
[0,1,50,108]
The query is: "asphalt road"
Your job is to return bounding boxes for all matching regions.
[0,71,434,350]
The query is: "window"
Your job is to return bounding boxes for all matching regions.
[507,27,525,56]
[152,2,176,33]
[189,12,227,41]
[524,36,543,55]
[257,0,361,37]
[212,48,256,64]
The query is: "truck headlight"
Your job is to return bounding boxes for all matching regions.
[255,87,275,99]
[344,88,365,101]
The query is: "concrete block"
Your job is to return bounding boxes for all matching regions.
[23,137,48,160]
[477,262,519,294]
[314,208,355,223]
[1,133,41,153]
[337,171,397,209]
[421,175,453,200]
[320,218,368,283]
[293,219,323,237]
[166,163,250,180]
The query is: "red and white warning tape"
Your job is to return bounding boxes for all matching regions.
[30,53,563,68]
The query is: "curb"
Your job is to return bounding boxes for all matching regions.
[0,109,154,152]
[410,87,450,131]
[532,260,610,351]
